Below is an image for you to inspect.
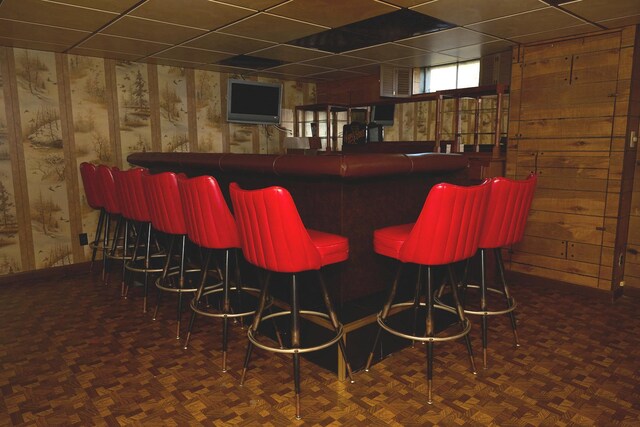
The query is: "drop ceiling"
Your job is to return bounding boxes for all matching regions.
[0,0,638,81]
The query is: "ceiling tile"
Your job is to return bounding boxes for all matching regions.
[268,0,398,28]
[562,0,640,23]
[343,63,381,75]
[199,63,256,74]
[596,14,640,29]
[222,0,284,11]
[251,45,330,62]
[510,23,603,44]
[265,63,331,76]
[385,51,458,68]
[411,0,547,26]
[384,0,434,6]
[42,0,142,13]
[0,0,118,32]
[466,7,589,39]
[0,36,69,53]
[130,0,255,30]
[78,33,169,57]
[219,12,327,43]
[309,69,367,80]
[397,28,499,52]
[440,40,516,59]
[0,18,90,46]
[151,46,232,63]
[301,54,375,69]
[102,16,206,44]
[67,47,143,61]
[0,0,635,82]
[147,57,210,69]
[185,32,275,54]
[246,70,300,80]
[345,43,427,61]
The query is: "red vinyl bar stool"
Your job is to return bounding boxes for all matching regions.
[458,173,537,369]
[142,170,199,339]
[79,162,106,273]
[365,180,490,404]
[113,168,165,312]
[230,183,354,420]
[95,164,123,284]
[178,175,259,371]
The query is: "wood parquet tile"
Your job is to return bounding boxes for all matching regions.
[1,269,639,426]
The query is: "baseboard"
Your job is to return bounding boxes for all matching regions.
[503,269,640,302]
[0,262,92,286]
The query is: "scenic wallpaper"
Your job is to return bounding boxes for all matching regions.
[0,46,315,275]
[0,45,506,277]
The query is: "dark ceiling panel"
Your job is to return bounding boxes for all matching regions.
[287,9,454,53]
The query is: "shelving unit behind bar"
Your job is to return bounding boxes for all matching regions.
[293,104,351,152]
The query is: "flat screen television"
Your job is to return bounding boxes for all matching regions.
[371,104,395,126]
[227,79,282,125]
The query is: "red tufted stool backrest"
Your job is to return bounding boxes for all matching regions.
[478,174,537,250]
[79,162,103,210]
[229,183,322,273]
[113,168,152,223]
[178,175,240,250]
[141,170,187,235]
[399,180,491,266]
[96,164,120,215]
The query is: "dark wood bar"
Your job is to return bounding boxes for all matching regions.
[128,151,470,308]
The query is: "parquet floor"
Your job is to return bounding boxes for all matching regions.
[1,267,639,426]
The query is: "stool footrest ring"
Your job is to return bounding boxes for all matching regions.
[190,286,262,319]
[248,310,344,354]
[155,268,202,293]
[436,284,517,316]
[377,301,472,342]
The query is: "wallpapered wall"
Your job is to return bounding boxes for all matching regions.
[0,46,507,277]
[0,46,315,276]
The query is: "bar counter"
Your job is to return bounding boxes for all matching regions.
[128,151,470,308]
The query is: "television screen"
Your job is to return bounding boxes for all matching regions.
[227,79,282,125]
[371,104,395,126]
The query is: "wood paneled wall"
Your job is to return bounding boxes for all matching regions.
[0,47,316,276]
[506,26,640,295]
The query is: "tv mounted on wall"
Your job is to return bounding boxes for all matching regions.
[371,104,395,126]
[227,79,282,125]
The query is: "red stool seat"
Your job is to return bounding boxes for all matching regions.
[178,175,259,372]
[230,183,354,420]
[457,173,537,368]
[373,223,414,259]
[365,180,491,405]
[95,164,122,284]
[114,167,165,313]
[307,230,348,266]
[79,162,106,273]
[142,170,199,340]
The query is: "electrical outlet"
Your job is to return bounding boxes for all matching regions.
[79,233,88,246]
[620,281,625,287]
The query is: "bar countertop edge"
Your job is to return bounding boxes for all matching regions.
[127,152,469,179]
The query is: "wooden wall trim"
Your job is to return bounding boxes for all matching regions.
[1,47,35,270]
[104,59,121,168]
[147,63,161,153]
[186,68,198,152]
[56,53,84,263]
